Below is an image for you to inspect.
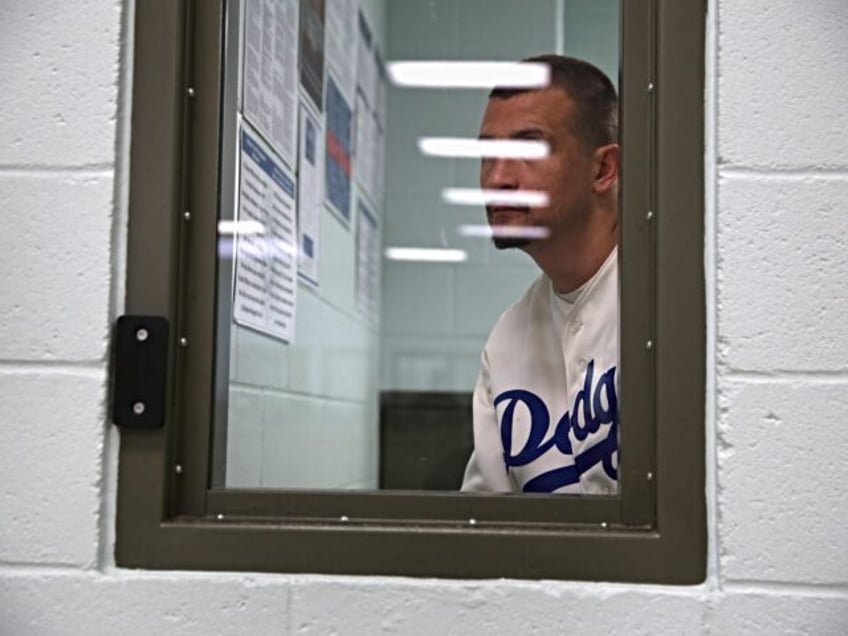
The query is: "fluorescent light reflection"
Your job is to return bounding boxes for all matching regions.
[418,137,549,159]
[442,188,549,208]
[218,220,266,235]
[385,247,468,263]
[458,224,550,240]
[388,61,549,89]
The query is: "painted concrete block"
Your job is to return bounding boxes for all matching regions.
[0,573,290,636]
[718,381,848,584]
[0,1,121,166]
[453,264,537,335]
[450,348,482,390]
[384,89,486,198]
[262,393,375,489]
[718,0,848,168]
[383,194,490,264]
[225,386,264,488]
[387,0,460,60]
[382,261,454,336]
[289,578,705,636]
[261,392,324,488]
[0,371,104,568]
[709,591,848,636]
[717,175,848,371]
[563,0,621,88]
[288,291,377,400]
[324,399,379,488]
[391,351,456,392]
[454,0,557,61]
[229,321,239,382]
[318,207,357,314]
[236,325,290,390]
[0,174,113,361]
[384,97,453,198]
[380,334,484,392]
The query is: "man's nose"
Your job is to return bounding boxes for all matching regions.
[481,157,519,189]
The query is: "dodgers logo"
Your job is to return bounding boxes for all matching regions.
[495,360,618,493]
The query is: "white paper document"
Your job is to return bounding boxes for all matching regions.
[356,10,377,107]
[324,76,354,225]
[374,47,387,129]
[354,92,386,206]
[374,121,385,205]
[324,0,357,104]
[297,105,324,287]
[353,33,387,206]
[233,123,298,342]
[354,91,375,200]
[242,0,299,167]
[355,199,380,321]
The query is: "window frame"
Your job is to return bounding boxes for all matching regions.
[115,0,706,583]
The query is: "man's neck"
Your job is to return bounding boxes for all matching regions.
[528,216,619,293]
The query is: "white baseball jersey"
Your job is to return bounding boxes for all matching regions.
[461,248,619,494]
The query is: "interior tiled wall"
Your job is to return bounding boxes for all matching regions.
[226,0,620,486]
[226,0,386,489]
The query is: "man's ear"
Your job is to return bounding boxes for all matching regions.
[592,143,619,194]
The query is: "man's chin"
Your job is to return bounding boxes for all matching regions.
[492,236,531,250]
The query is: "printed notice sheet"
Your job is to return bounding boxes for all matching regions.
[354,91,374,200]
[297,105,324,287]
[371,49,387,203]
[324,0,357,104]
[354,49,387,205]
[374,47,387,129]
[242,0,299,167]
[325,76,353,225]
[374,120,385,205]
[233,124,298,342]
[351,17,387,205]
[356,10,377,107]
[355,199,380,320]
[299,0,326,113]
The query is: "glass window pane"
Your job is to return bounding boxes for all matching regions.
[213,0,621,494]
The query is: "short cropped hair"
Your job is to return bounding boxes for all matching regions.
[490,54,618,151]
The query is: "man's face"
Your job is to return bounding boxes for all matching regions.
[478,88,595,251]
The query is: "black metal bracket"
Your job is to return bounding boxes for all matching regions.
[111,315,169,428]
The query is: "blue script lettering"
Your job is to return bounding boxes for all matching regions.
[495,361,618,492]
[495,389,554,467]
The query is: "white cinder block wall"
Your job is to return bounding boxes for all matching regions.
[1,1,847,634]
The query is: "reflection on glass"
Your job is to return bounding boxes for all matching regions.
[387,60,550,89]
[214,0,621,494]
[418,137,550,160]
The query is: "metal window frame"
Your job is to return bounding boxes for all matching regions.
[115,0,706,583]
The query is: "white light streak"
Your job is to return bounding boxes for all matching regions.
[217,220,266,235]
[457,224,550,239]
[418,137,549,159]
[384,247,468,263]
[387,61,549,89]
[442,188,549,208]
